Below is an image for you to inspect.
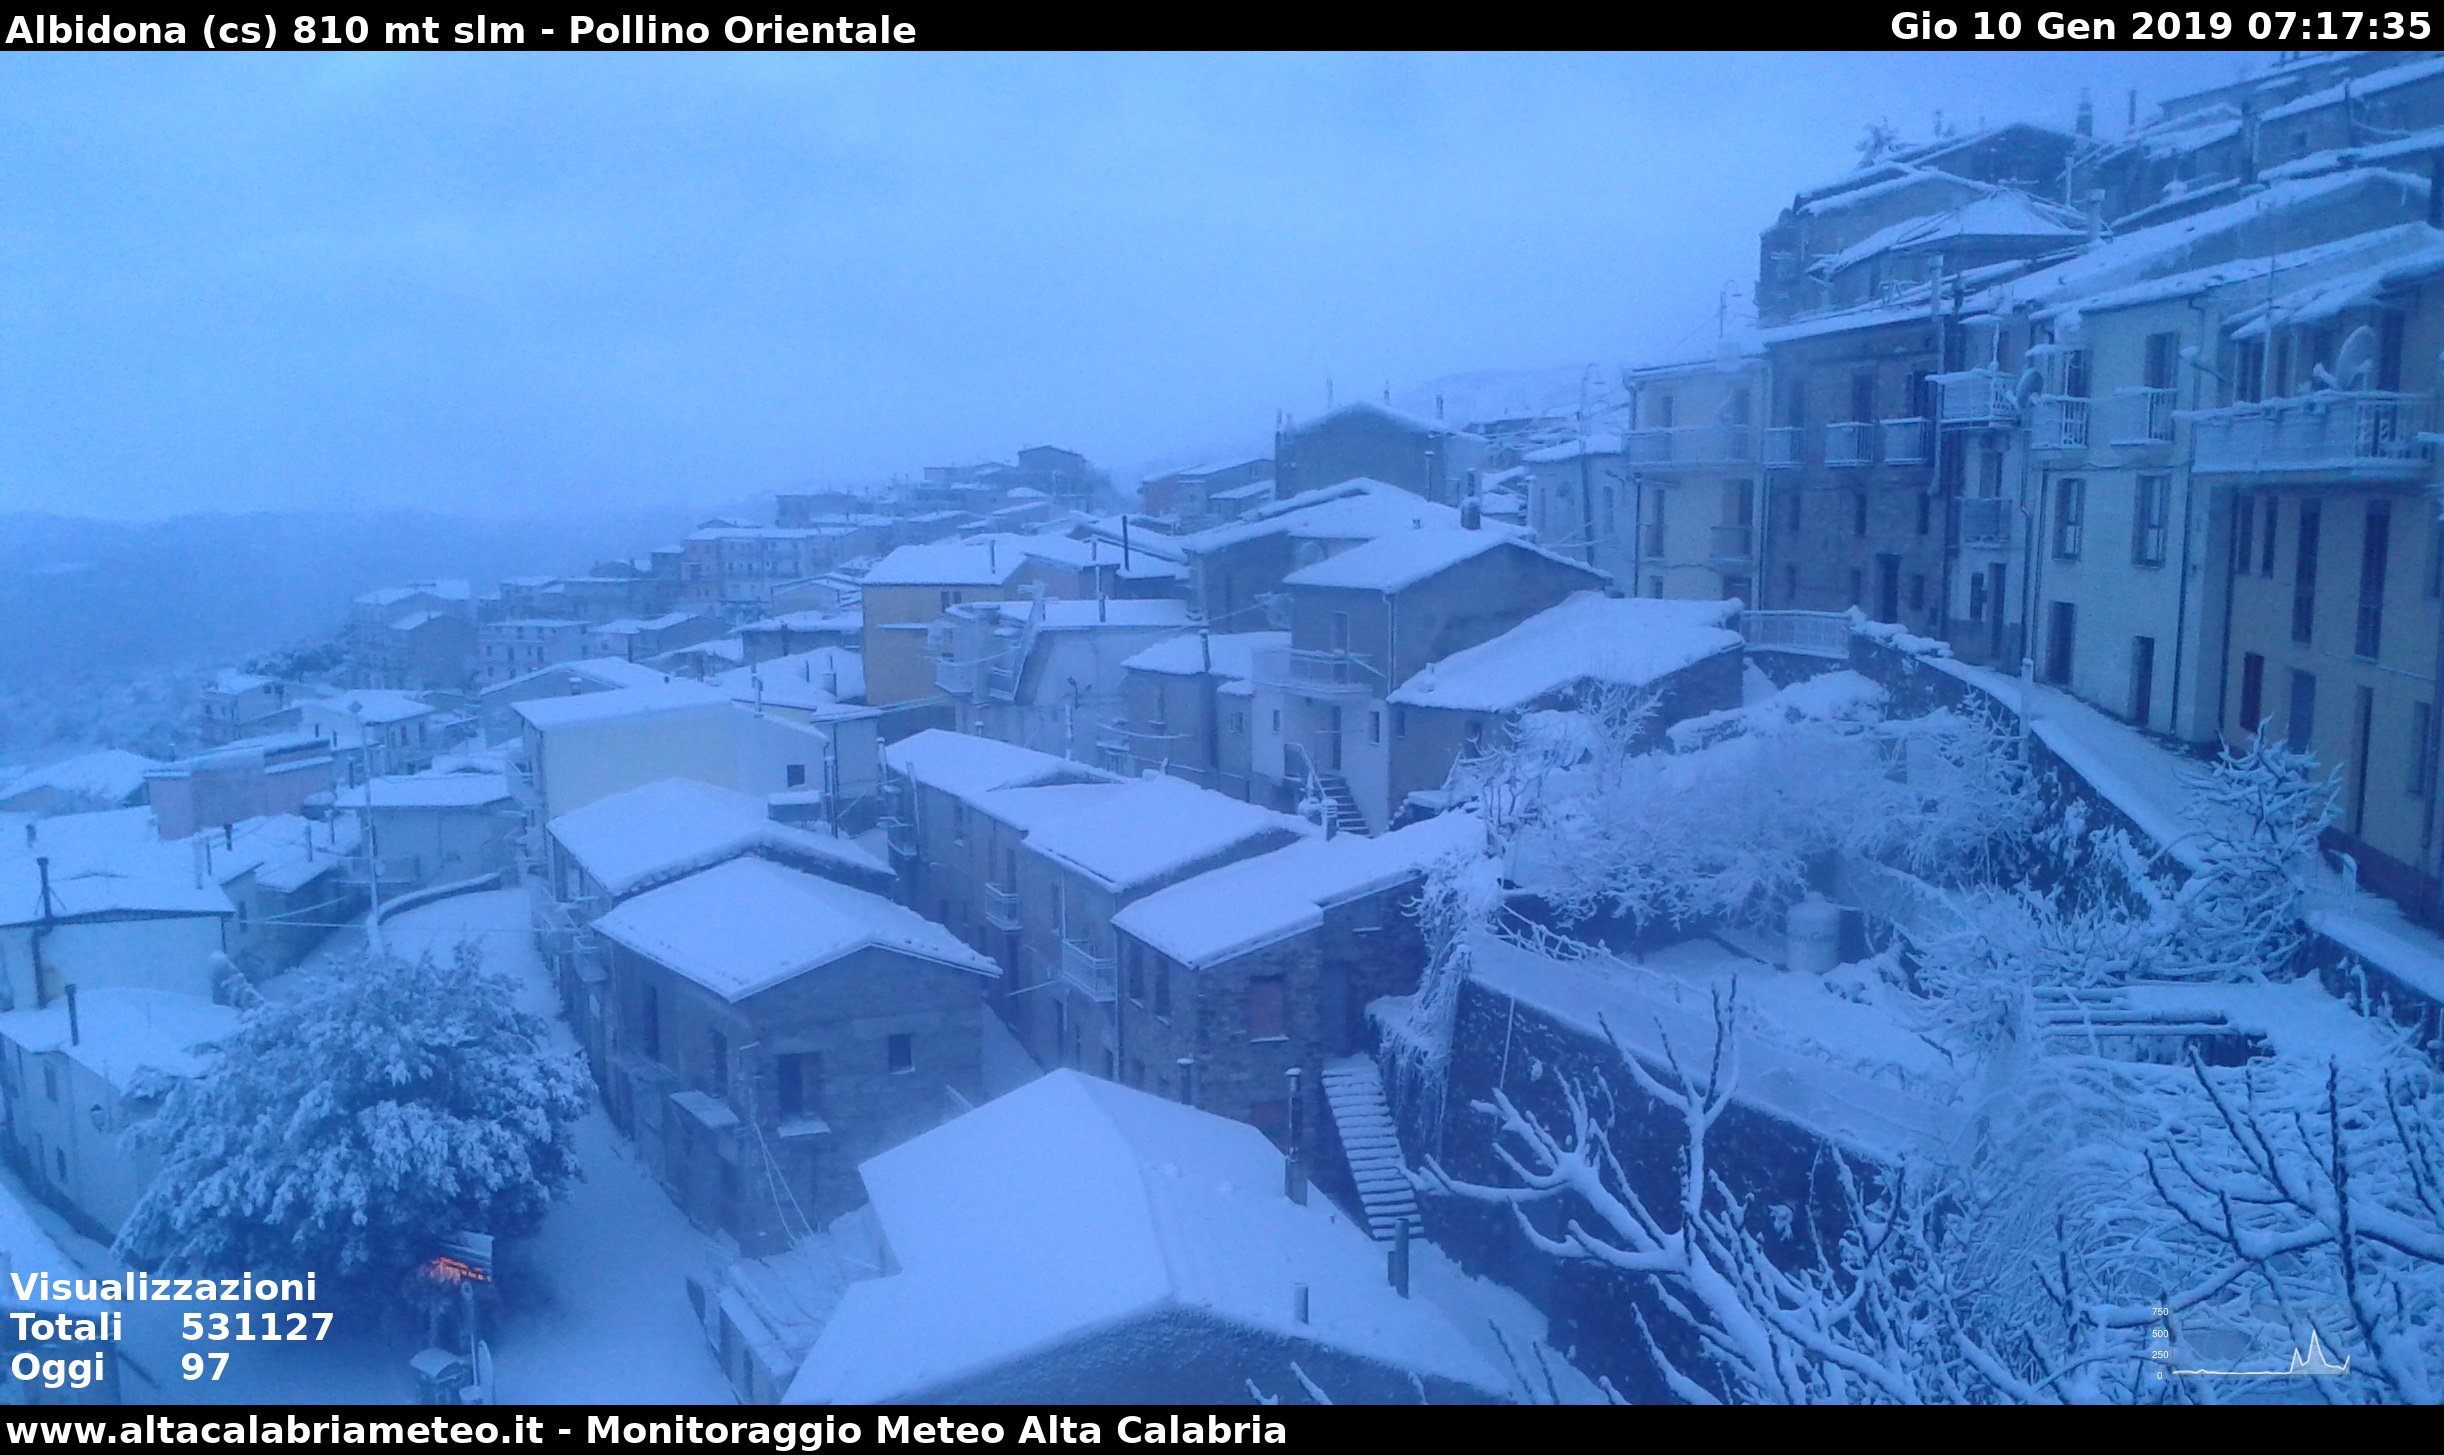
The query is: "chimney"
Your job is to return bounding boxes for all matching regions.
[1460,493,1482,531]
[2075,88,2093,139]
[2126,88,2138,135]
[1097,593,1108,623]
[1292,1284,1310,1325]
[64,983,79,1047]
[34,856,54,920]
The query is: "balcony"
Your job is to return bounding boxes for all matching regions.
[1710,524,1754,562]
[2109,387,2176,447]
[2189,393,2429,480]
[1881,417,1930,465]
[1060,935,1118,1001]
[1626,424,1755,469]
[1958,496,2015,548]
[2029,396,2089,453]
[1934,369,2017,427]
[982,881,1021,932]
[1824,421,1874,467]
[881,816,917,858]
[1251,646,1380,699]
[1763,427,1803,469]
[934,657,981,695]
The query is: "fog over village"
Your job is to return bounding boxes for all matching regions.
[5,50,2444,1406]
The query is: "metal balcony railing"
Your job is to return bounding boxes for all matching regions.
[1710,524,1754,562]
[2189,392,2429,478]
[1060,935,1118,1001]
[1251,646,1379,698]
[1880,417,1930,464]
[982,881,1020,931]
[2029,396,2090,452]
[1934,369,2017,426]
[1625,424,1755,468]
[1763,427,1803,469]
[1824,421,1874,467]
[1958,496,2014,547]
[2109,387,2176,446]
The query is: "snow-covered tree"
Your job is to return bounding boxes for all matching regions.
[2171,730,2339,982]
[117,942,589,1293]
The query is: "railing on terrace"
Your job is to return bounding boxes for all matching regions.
[1763,427,1803,469]
[1881,417,1930,464]
[1626,424,1755,468]
[2109,387,2176,446]
[2029,396,2089,452]
[1934,369,2016,426]
[1251,646,1379,698]
[2188,392,2430,478]
[1738,609,1851,659]
[982,881,1021,932]
[1824,421,1874,467]
[1060,935,1118,1001]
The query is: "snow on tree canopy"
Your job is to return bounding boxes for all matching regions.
[592,856,996,1001]
[784,1069,1506,1405]
[1388,593,1742,714]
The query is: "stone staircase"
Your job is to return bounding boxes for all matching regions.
[1309,773,1367,837]
[1320,1056,1420,1242]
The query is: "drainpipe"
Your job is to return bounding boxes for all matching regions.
[29,856,57,1009]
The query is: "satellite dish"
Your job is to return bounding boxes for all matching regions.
[2015,367,2046,403]
[2333,325,2379,391]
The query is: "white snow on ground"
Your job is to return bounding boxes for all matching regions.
[1406,1240,1609,1404]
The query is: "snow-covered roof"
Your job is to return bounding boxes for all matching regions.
[550,777,887,899]
[956,598,1191,632]
[513,680,730,731]
[1284,397,1488,443]
[1811,191,2084,279]
[594,857,993,1001]
[1391,594,1742,713]
[1521,432,1625,464]
[2031,222,2443,322]
[861,533,1099,588]
[741,610,861,635]
[714,649,867,711]
[1023,774,1309,893]
[2226,228,2444,337]
[589,612,702,635]
[332,772,514,811]
[205,670,276,695]
[1114,812,1483,969]
[1282,526,1592,595]
[882,730,1113,804]
[1177,479,1459,555]
[1122,631,1288,680]
[0,749,163,806]
[311,690,433,726]
[786,1070,1505,1404]
[481,656,674,699]
[2263,54,2444,122]
[0,987,239,1091]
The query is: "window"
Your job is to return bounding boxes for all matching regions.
[707,1030,729,1098]
[2045,601,2076,686]
[2287,669,2318,753]
[2232,337,2266,403]
[1270,709,1281,734]
[2234,496,2256,575]
[42,1062,58,1103]
[2143,331,2179,391]
[2357,502,2391,660]
[2238,652,2266,735]
[1915,491,1930,536]
[1847,568,1863,606]
[1368,710,1382,746]
[2292,502,2321,646]
[1153,962,1171,1020]
[638,983,661,1059]
[1784,489,1803,531]
[1851,490,1867,537]
[775,1052,821,1119]
[2132,474,2170,567]
[1968,571,1988,622]
[2413,702,2436,800]
[1247,976,1289,1041]
[1127,947,1146,1004]
[1393,706,1407,740]
[2053,478,2086,559]
[886,1033,915,1074]
[1908,574,1927,611]
[1849,370,1875,422]
[2261,498,2280,577]
[785,763,807,789]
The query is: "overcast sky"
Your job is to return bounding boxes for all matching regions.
[0,51,2286,520]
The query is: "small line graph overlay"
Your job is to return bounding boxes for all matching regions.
[2150,1302,2355,1382]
